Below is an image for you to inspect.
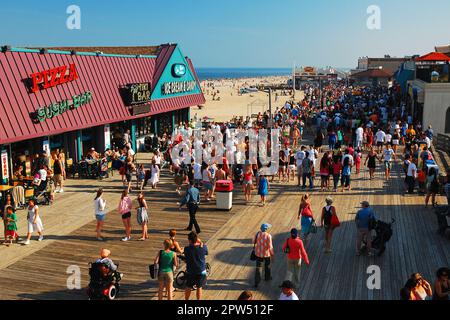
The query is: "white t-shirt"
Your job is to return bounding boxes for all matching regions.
[341,154,354,166]
[193,163,202,180]
[95,198,106,216]
[295,151,306,167]
[356,127,364,141]
[424,137,431,149]
[383,149,395,162]
[375,131,386,144]
[407,162,417,177]
[38,169,47,181]
[385,134,392,143]
[279,292,299,301]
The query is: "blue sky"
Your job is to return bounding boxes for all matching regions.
[1,0,449,68]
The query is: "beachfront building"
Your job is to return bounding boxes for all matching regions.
[351,55,409,76]
[407,52,450,135]
[350,68,393,87]
[0,44,205,184]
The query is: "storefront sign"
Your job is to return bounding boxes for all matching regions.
[124,83,151,105]
[1,150,8,180]
[34,91,92,122]
[162,81,196,95]
[30,63,78,93]
[172,63,187,77]
[131,104,151,116]
[104,124,111,150]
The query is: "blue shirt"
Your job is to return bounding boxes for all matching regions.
[356,207,375,229]
[179,186,200,207]
[184,244,209,275]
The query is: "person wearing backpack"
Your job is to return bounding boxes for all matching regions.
[341,149,354,192]
[282,228,309,290]
[425,167,440,208]
[154,239,178,300]
[302,152,314,190]
[320,197,339,253]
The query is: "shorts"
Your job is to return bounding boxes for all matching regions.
[289,165,296,171]
[125,174,132,182]
[384,161,392,170]
[96,214,106,222]
[121,212,131,220]
[186,273,207,289]
[54,174,63,184]
[377,142,383,147]
[203,182,213,191]
[158,271,174,283]
[243,180,252,185]
[297,165,303,176]
[392,140,399,145]
[321,175,329,182]
[5,230,18,238]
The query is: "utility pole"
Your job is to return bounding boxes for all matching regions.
[269,88,272,129]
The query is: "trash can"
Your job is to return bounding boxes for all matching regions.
[215,180,234,211]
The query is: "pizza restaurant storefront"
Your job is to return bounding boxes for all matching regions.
[0,44,205,185]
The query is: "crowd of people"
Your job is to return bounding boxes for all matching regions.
[1,78,449,301]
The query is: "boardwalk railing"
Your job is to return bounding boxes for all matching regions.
[436,134,450,153]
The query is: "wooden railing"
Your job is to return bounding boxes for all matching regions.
[436,134,450,153]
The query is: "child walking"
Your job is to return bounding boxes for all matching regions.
[4,207,18,246]
[258,175,270,206]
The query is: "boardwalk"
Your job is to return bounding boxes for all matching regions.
[0,147,448,300]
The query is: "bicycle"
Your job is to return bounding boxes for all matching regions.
[174,255,211,289]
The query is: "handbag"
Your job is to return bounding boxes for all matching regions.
[250,232,259,261]
[331,213,341,228]
[283,238,290,254]
[149,250,162,279]
[137,207,147,225]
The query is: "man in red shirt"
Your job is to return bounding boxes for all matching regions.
[282,228,309,289]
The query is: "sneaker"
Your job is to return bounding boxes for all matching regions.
[59,189,64,193]
[121,237,129,242]
[22,240,30,245]
[38,236,44,241]
[97,237,104,241]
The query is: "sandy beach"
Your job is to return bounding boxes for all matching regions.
[193,76,300,122]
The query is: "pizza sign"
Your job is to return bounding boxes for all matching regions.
[30,63,78,93]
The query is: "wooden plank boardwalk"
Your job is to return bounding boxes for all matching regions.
[0,146,448,300]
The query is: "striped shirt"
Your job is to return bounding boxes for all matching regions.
[254,232,274,258]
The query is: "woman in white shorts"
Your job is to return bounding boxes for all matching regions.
[23,198,44,245]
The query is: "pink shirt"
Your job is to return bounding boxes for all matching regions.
[118,197,132,214]
[254,232,274,258]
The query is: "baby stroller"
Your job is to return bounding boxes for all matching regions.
[361,218,395,257]
[34,179,53,206]
[434,205,450,239]
[87,262,122,300]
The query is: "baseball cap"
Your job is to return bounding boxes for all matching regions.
[280,280,295,289]
[260,223,272,232]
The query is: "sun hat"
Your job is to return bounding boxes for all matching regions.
[261,223,272,232]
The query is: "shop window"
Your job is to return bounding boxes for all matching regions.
[446,107,450,133]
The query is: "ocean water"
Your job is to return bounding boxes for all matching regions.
[196,68,292,81]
